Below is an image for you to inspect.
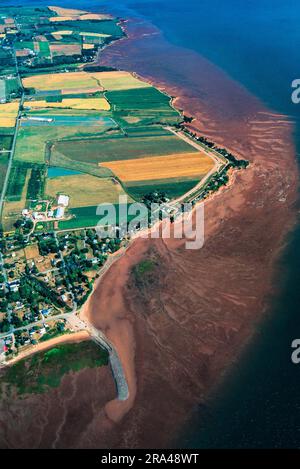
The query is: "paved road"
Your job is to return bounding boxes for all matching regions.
[0,312,73,339]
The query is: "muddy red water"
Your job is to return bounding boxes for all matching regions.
[0,18,298,448]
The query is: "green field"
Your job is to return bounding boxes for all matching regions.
[107,87,176,112]
[2,168,31,231]
[107,87,180,125]
[0,79,5,101]
[0,135,13,151]
[14,123,114,164]
[58,205,105,229]
[54,132,198,164]
[15,40,35,51]
[5,77,20,97]
[0,341,109,396]
[59,19,123,38]
[6,164,28,202]
[38,41,51,57]
[58,203,136,230]
[0,154,8,191]
[126,178,201,200]
[50,147,115,178]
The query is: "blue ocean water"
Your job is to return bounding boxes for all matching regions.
[5,0,300,448]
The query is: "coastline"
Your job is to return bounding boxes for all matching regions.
[1,6,299,448]
[82,16,299,448]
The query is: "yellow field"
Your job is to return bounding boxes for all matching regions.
[51,30,73,36]
[83,43,95,50]
[46,174,130,206]
[48,6,110,20]
[0,102,19,127]
[50,16,76,22]
[48,6,88,16]
[79,13,112,20]
[22,70,150,93]
[22,71,103,92]
[24,97,110,111]
[79,32,110,38]
[101,152,214,182]
[93,71,151,91]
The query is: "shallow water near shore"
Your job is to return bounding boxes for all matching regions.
[8,0,300,448]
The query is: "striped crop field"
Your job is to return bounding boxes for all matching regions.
[22,71,151,94]
[24,97,110,111]
[100,152,215,183]
[22,71,103,92]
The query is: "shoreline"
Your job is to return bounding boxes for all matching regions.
[83,15,299,448]
[1,7,299,449]
[2,330,90,368]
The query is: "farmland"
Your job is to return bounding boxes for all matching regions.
[14,119,116,164]
[0,153,8,190]
[45,173,130,207]
[101,152,214,183]
[54,131,197,163]
[0,102,19,128]
[22,71,104,92]
[24,97,110,111]
[2,169,31,231]
[22,70,151,93]
[0,4,218,235]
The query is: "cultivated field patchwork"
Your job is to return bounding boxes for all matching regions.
[100,152,214,183]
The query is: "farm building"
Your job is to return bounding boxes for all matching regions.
[57,195,69,207]
[55,207,65,218]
